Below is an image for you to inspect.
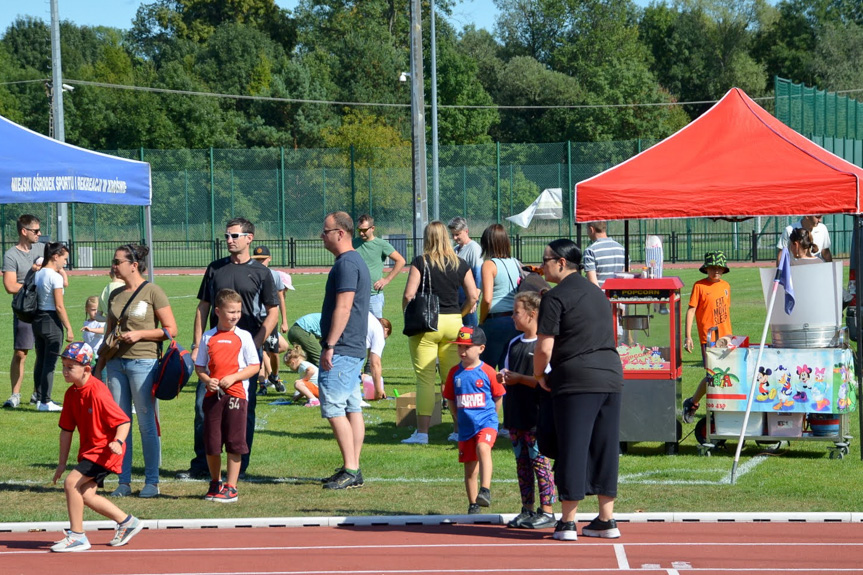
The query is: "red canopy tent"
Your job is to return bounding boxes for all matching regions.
[575,87,863,222]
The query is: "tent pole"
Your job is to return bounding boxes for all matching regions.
[855,215,862,461]
[145,205,154,284]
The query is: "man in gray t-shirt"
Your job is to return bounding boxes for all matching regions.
[2,214,47,408]
[448,217,482,327]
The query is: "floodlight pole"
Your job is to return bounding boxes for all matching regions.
[50,0,70,244]
[409,0,428,259]
[430,0,440,221]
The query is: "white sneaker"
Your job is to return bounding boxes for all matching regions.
[401,431,429,445]
[359,400,371,407]
[51,533,91,552]
[447,432,459,442]
[37,401,62,412]
[3,393,20,408]
[498,428,510,439]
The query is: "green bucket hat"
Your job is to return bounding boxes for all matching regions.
[699,251,730,274]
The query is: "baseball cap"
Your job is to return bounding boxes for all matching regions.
[252,246,271,259]
[450,326,487,346]
[61,342,94,366]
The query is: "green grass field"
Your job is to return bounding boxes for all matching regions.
[2,266,862,523]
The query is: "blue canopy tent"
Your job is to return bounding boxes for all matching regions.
[0,114,154,280]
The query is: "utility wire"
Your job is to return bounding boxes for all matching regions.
[3,77,862,109]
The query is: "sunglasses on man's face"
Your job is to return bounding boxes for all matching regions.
[24,227,41,234]
[225,232,251,240]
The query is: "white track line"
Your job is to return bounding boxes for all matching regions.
[614,544,630,569]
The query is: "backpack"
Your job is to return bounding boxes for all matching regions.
[517,265,551,295]
[11,269,39,323]
[152,328,194,400]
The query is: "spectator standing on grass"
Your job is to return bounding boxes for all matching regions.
[478,224,521,369]
[682,251,732,424]
[353,214,405,319]
[32,242,75,412]
[499,291,556,530]
[177,217,278,481]
[195,289,260,503]
[51,342,143,553]
[81,296,105,359]
[94,244,178,499]
[251,246,291,395]
[287,312,322,367]
[583,221,625,287]
[318,211,371,490]
[534,239,623,541]
[98,269,125,321]
[448,217,482,327]
[776,215,832,263]
[3,214,49,409]
[402,221,478,445]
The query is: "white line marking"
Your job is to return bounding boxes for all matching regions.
[667,570,680,575]
[718,455,766,484]
[614,544,630,569]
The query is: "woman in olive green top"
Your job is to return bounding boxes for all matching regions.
[94,244,178,498]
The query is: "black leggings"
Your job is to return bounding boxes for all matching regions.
[32,311,64,403]
[552,392,621,501]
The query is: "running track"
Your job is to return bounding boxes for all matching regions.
[3,520,862,574]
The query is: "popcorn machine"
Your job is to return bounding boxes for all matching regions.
[602,277,684,454]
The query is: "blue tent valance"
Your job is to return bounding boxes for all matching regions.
[0,115,151,206]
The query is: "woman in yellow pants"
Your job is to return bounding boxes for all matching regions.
[402,221,478,444]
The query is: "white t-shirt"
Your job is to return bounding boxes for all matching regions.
[82,319,106,352]
[34,267,64,311]
[366,312,386,358]
[297,360,318,384]
[777,221,831,260]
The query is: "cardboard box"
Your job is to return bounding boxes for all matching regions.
[712,411,764,437]
[395,392,443,428]
[767,413,804,437]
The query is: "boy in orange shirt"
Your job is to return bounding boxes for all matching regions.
[683,251,732,423]
[52,342,142,552]
[195,289,261,502]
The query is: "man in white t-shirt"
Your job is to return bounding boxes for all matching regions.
[776,215,832,263]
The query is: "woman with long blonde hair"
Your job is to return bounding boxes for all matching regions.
[401,221,478,444]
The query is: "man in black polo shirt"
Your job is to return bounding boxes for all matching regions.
[177,217,279,480]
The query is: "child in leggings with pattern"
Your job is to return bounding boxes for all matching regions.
[498,291,556,529]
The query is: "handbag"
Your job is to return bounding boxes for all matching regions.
[99,282,148,361]
[403,257,440,336]
[152,328,194,400]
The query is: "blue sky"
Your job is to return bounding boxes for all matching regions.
[1,1,656,38]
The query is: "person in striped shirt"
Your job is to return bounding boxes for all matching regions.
[583,221,626,287]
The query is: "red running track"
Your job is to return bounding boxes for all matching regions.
[2,522,863,574]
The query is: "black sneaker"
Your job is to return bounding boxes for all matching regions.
[273,379,286,393]
[321,466,344,484]
[323,469,360,490]
[552,520,578,541]
[476,487,491,507]
[353,469,364,488]
[507,507,534,528]
[175,468,210,480]
[467,503,481,515]
[682,397,699,424]
[582,517,620,538]
[256,385,268,396]
[524,509,556,529]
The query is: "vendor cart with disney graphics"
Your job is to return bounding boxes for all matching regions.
[697,262,857,458]
[603,276,684,454]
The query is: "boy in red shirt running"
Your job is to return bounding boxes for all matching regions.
[195,289,261,503]
[52,342,142,552]
[443,326,506,515]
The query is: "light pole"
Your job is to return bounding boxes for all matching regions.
[408,0,428,259]
[430,0,440,221]
[50,0,69,244]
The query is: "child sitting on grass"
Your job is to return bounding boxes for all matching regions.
[683,251,732,423]
[443,326,506,515]
[284,345,319,407]
[52,342,143,552]
[499,291,556,529]
[195,289,260,503]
